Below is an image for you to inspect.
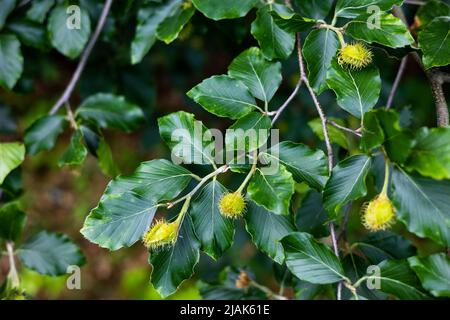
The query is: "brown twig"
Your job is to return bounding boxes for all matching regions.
[327,120,362,137]
[49,0,113,115]
[386,56,408,109]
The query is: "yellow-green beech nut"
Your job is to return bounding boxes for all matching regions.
[219,192,246,218]
[338,42,373,70]
[362,193,396,232]
[143,219,179,250]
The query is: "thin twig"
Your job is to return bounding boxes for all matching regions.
[49,0,113,115]
[327,120,362,137]
[386,56,408,109]
[250,281,288,300]
[271,79,302,125]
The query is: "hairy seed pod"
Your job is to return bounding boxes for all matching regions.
[338,42,373,70]
[219,192,246,218]
[362,193,396,232]
[143,219,178,250]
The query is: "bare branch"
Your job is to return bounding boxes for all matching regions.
[327,120,362,137]
[386,56,408,109]
[49,0,114,115]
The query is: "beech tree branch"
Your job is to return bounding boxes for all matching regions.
[49,0,113,115]
[386,56,408,109]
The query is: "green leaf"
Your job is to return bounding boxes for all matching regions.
[156,5,194,44]
[58,130,88,167]
[17,231,86,276]
[0,0,15,29]
[47,5,91,59]
[247,165,295,215]
[7,19,49,49]
[0,34,23,90]
[408,253,450,298]
[293,0,333,20]
[149,215,200,298]
[363,259,428,300]
[96,138,119,177]
[24,115,66,155]
[392,168,450,247]
[245,200,296,264]
[0,202,26,242]
[158,111,216,166]
[251,5,295,60]
[187,75,257,119]
[326,59,381,120]
[0,142,25,185]
[308,118,351,150]
[131,0,182,64]
[303,29,340,94]
[26,0,54,23]
[406,127,450,180]
[346,13,414,48]
[376,109,414,164]
[190,180,234,260]
[418,16,450,69]
[225,112,272,152]
[335,0,403,19]
[296,190,329,238]
[271,12,316,33]
[282,232,348,284]
[192,0,257,20]
[228,47,282,104]
[261,141,328,190]
[416,0,450,27]
[76,93,145,132]
[323,154,371,216]
[360,110,384,152]
[82,159,192,250]
[353,231,416,264]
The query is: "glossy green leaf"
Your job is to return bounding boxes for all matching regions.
[76,93,145,132]
[24,115,66,155]
[408,253,450,298]
[192,0,257,20]
[47,5,91,59]
[303,29,339,94]
[416,0,450,27]
[296,190,329,238]
[271,12,316,33]
[346,13,414,48]
[17,231,86,276]
[323,154,371,216]
[392,168,450,247]
[187,75,257,119]
[261,141,328,190]
[149,215,200,298]
[0,0,15,29]
[58,130,88,167]
[282,232,348,284]
[228,47,282,104]
[0,142,24,185]
[190,180,234,260]
[0,34,23,90]
[353,231,416,264]
[247,165,295,215]
[360,110,385,152]
[225,112,272,153]
[156,5,194,44]
[362,259,428,300]
[406,127,450,180]
[7,19,49,49]
[96,138,119,177]
[0,202,26,242]
[131,0,182,64]
[326,59,381,120]
[293,0,333,20]
[158,111,216,166]
[245,200,296,264]
[335,0,403,19]
[251,5,295,60]
[418,16,450,69]
[26,0,55,23]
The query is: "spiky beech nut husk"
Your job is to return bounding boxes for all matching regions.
[362,193,396,232]
[338,42,373,70]
[235,271,251,289]
[218,192,246,218]
[143,219,178,250]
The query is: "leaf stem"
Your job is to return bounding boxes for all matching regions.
[6,242,20,289]
[250,280,288,300]
[49,0,113,115]
[236,152,258,194]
